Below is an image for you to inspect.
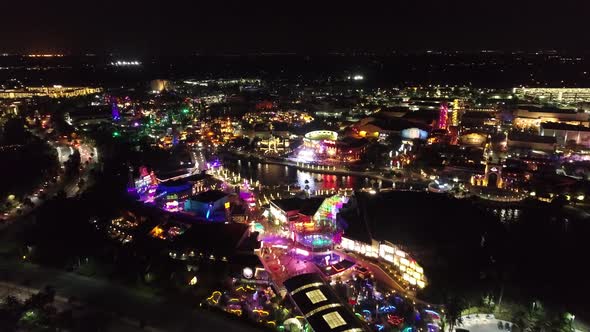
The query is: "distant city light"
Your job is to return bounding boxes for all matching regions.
[27,54,64,58]
[110,60,141,66]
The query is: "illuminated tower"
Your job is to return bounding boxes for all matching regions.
[111,97,120,121]
[438,103,449,129]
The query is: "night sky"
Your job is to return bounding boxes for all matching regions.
[4,0,590,55]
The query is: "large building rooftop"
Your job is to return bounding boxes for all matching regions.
[508,132,557,144]
[191,190,228,203]
[271,197,325,216]
[283,273,367,332]
[541,122,590,132]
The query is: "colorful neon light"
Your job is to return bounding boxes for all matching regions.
[424,309,441,319]
[235,285,255,292]
[164,200,179,212]
[228,309,242,316]
[206,204,212,219]
[253,309,270,317]
[387,314,404,326]
[206,291,222,304]
[378,305,397,313]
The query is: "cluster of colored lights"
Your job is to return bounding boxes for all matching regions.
[438,103,448,129]
[164,200,179,212]
[299,234,333,248]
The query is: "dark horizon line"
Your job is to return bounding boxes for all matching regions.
[3,48,590,58]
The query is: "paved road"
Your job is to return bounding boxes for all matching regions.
[334,250,407,293]
[0,261,262,332]
[2,131,97,225]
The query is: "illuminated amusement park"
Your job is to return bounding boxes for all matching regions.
[2,54,589,332]
[103,80,588,332]
[120,145,442,332]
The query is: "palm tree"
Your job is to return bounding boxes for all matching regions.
[444,296,466,332]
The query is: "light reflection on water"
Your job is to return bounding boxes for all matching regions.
[222,158,365,190]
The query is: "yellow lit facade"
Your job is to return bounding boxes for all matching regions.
[513,87,590,103]
[340,237,427,288]
[452,98,461,126]
[471,162,503,188]
[0,86,102,99]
